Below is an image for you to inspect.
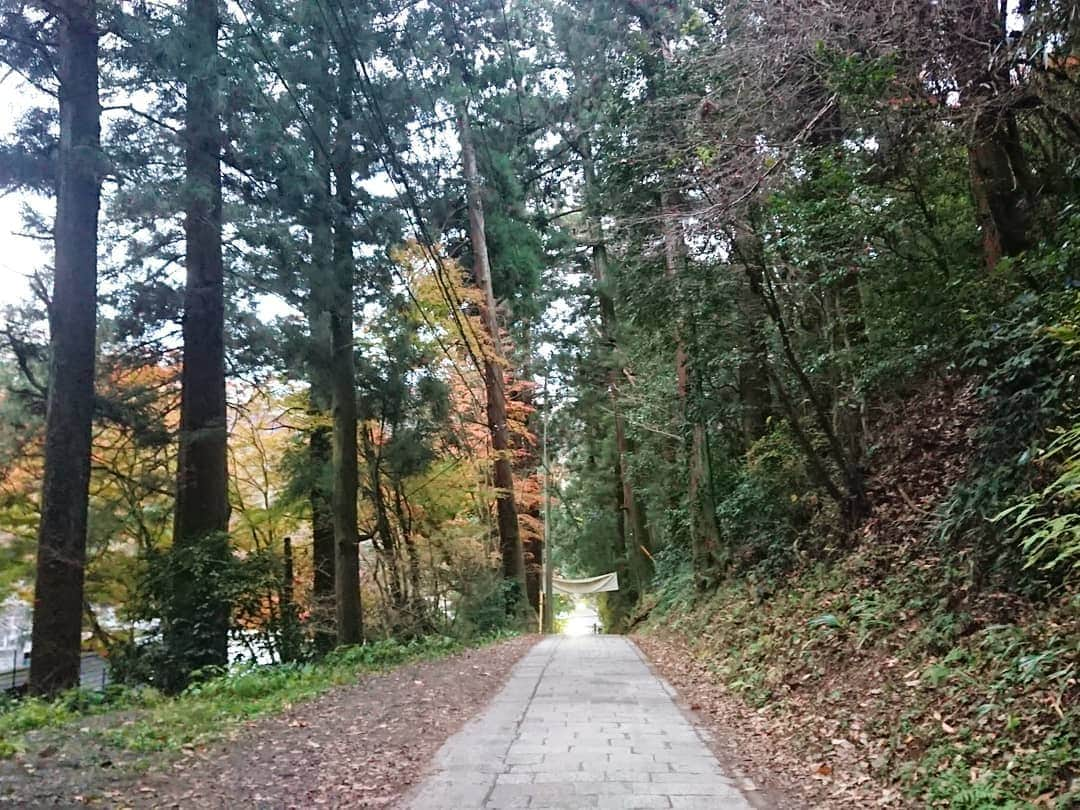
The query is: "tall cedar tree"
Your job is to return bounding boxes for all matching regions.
[457,98,528,595]
[29,0,101,695]
[308,33,338,650]
[167,0,231,680]
[330,44,362,645]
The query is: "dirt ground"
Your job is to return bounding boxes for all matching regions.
[0,635,537,809]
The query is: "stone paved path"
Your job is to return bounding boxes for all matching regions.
[405,635,754,809]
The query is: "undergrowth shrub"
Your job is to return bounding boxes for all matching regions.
[452,569,527,638]
[714,425,830,577]
[937,221,1080,595]
[649,541,694,617]
[996,422,1080,579]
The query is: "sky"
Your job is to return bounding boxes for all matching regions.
[0,74,48,316]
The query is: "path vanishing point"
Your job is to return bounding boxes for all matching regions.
[406,635,758,810]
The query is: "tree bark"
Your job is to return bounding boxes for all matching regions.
[969,109,1035,268]
[309,421,335,649]
[962,1,1037,270]
[512,328,542,615]
[581,134,653,594]
[330,54,362,645]
[279,535,302,662]
[29,0,101,696]
[456,101,528,594]
[307,37,336,653]
[167,0,230,683]
[661,191,721,583]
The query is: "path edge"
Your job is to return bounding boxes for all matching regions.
[395,635,552,809]
[626,635,786,810]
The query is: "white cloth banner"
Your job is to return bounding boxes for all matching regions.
[551,572,619,595]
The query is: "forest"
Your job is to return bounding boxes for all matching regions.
[0,0,1078,806]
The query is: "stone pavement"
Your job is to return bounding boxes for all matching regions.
[405,635,755,809]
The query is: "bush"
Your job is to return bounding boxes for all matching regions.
[452,570,527,638]
[937,277,1080,593]
[714,425,828,576]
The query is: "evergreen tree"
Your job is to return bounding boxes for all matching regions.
[163,0,231,685]
[22,0,102,695]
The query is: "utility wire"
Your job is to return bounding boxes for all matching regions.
[233,0,488,412]
[310,0,492,380]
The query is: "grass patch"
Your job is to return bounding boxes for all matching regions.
[0,632,514,758]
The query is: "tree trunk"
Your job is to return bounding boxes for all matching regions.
[309,421,335,650]
[962,2,1037,270]
[393,482,426,628]
[612,400,653,599]
[456,101,528,595]
[279,535,302,662]
[307,40,336,653]
[167,0,230,685]
[582,135,654,594]
[661,191,721,583]
[969,109,1035,268]
[365,429,405,613]
[29,0,101,696]
[734,254,771,447]
[757,265,869,527]
[330,55,362,646]
[512,328,542,615]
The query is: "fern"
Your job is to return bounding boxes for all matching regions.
[995,423,1080,575]
[950,784,1003,809]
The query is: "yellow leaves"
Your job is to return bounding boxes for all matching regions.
[228,387,301,553]
[391,240,491,364]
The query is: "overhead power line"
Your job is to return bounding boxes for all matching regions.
[232,0,488,412]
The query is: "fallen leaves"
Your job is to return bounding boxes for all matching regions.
[0,637,538,808]
[637,634,913,809]
[131,637,538,808]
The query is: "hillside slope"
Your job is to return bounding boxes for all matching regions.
[637,378,1079,808]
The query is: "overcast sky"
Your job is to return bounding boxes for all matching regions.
[0,73,49,316]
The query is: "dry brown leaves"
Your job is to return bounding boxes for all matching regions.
[861,375,983,552]
[130,636,537,809]
[638,635,910,809]
[0,636,536,809]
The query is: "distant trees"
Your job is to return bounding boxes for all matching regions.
[546,0,1080,607]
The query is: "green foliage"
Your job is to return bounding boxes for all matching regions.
[452,572,528,638]
[131,535,278,691]
[649,541,695,617]
[997,423,1080,576]
[989,292,1080,580]
[714,426,825,575]
[936,237,1080,592]
[817,45,897,101]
